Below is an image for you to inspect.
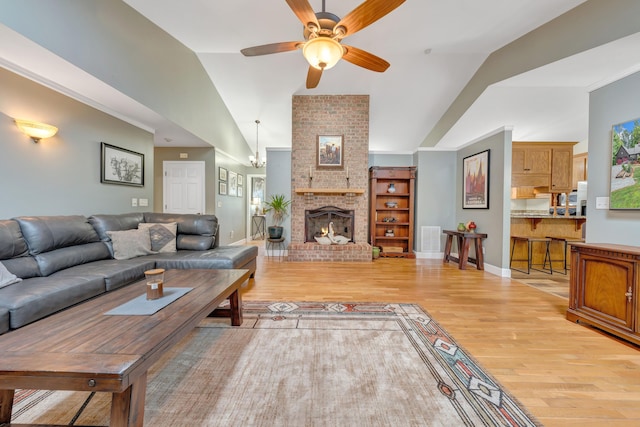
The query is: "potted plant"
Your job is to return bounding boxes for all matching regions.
[264,194,291,239]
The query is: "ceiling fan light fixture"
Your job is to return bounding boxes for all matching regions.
[302,37,343,70]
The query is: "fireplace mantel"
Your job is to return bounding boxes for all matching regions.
[295,188,365,195]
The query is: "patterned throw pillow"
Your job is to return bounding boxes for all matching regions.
[138,222,177,253]
[106,229,152,260]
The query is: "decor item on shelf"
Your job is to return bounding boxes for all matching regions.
[387,183,396,193]
[382,217,396,223]
[385,229,394,237]
[457,222,467,232]
[466,221,477,232]
[385,201,398,208]
[249,119,265,168]
[14,119,58,143]
[264,193,291,239]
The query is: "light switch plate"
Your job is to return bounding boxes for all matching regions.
[139,198,149,207]
[595,197,609,209]
[131,198,138,207]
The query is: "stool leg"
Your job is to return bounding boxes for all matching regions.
[527,240,532,274]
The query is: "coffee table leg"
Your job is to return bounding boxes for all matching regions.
[111,372,147,427]
[229,289,243,326]
[0,389,15,423]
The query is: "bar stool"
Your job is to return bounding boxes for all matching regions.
[546,236,585,274]
[510,236,553,274]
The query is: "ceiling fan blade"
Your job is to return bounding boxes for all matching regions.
[306,66,322,89]
[241,41,302,56]
[335,0,405,38]
[342,46,390,72]
[285,0,319,30]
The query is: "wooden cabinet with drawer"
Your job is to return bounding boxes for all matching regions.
[512,142,576,191]
[567,243,640,345]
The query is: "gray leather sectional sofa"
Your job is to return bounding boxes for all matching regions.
[0,212,258,335]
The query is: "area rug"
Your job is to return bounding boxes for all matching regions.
[11,302,540,426]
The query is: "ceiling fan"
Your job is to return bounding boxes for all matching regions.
[240,0,405,89]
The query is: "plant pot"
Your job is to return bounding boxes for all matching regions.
[268,226,283,239]
[372,246,380,259]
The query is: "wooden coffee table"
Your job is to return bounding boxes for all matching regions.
[0,268,249,427]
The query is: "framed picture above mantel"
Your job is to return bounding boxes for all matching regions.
[462,149,490,209]
[317,135,343,169]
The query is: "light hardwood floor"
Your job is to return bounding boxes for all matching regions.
[242,241,640,427]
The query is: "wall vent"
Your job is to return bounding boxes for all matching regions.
[421,226,441,253]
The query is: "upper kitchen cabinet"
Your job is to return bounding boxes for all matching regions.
[572,152,588,190]
[550,144,574,193]
[512,142,576,192]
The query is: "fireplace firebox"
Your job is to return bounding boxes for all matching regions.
[305,206,355,243]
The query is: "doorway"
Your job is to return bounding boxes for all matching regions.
[163,161,205,214]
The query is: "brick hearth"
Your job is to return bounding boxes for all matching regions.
[287,242,372,262]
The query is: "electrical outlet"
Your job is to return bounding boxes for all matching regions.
[131,198,138,207]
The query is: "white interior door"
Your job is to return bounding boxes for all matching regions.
[163,161,205,214]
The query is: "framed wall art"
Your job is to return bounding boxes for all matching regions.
[219,181,227,195]
[317,135,343,169]
[610,118,640,209]
[237,174,243,186]
[237,186,243,198]
[462,149,490,209]
[219,167,227,182]
[228,171,238,197]
[100,142,144,187]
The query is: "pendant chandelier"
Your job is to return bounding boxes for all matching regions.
[249,119,265,168]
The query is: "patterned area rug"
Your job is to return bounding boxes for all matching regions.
[11,302,540,426]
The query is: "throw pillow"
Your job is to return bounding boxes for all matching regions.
[138,222,177,253]
[106,229,152,260]
[0,261,22,288]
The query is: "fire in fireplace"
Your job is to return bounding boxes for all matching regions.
[305,206,355,243]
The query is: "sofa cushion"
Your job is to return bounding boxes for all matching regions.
[53,258,156,291]
[0,257,40,279]
[15,215,101,255]
[35,242,111,277]
[0,261,22,288]
[138,222,177,253]
[88,213,145,240]
[0,275,105,329]
[143,213,218,249]
[0,220,29,259]
[145,245,258,270]
[107,229,152,260]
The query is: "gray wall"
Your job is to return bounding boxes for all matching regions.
[215,151,249,245]
[455,130,512,270]
[0,0,252,160]
[265,148,292,246]
[0,67,154,218]
[587,71,640,244]
[413,150,457,255]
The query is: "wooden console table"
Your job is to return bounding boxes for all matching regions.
[443,230,488,270]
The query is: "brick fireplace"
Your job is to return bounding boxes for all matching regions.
[287,95,371,262]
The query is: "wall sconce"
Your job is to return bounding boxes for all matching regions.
[14,119,58,143]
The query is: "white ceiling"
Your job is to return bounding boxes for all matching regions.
[3,1,640,160]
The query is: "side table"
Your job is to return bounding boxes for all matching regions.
[251,215,266,240]
[443,229,488,270]
[266,237,286,261]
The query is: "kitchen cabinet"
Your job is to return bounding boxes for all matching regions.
[572,152,588,190]
[567,243,640,345]
[511,142,576,190]
[369,166,415,258]
[550,144,573,193]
